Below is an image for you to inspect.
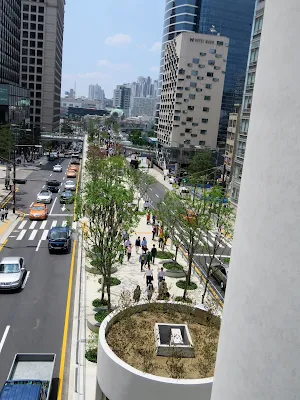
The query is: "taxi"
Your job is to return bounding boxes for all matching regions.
[29,203,48,220]
[66,169,77,178]
[68,164,78,171]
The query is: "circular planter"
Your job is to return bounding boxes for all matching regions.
[86,265,118,275]
[163,261,186,278]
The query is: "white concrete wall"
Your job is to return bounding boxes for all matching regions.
[210,1,300,399]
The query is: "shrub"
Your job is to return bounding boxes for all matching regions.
[95,310,110,324]
[164,262,184,271]
[176,280,198,290]
[156,250,174,259]
[175,296,193,304]
[92,298,109,308]
[223,257,230,264]
[85,348,97,363]
[98,277,121,286]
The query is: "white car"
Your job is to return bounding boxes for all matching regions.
[179,187,190,197]
[169,176,176,184]
[64,180,76,191]
[53,164,62,172]
[37,189,52,204]
[0,257,26,291]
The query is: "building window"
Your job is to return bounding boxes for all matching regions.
[250,47,259,63]
[174,116,180,121]
[254,15,263,33]
[188,106,194,111]
[23,31,28,38]
[30,23,36,30]
[187,63,192,67]
[30,32,36,39]
[185,129,191,133]
[181,122,186,125]
[192,123,199,126]
[209,49,216,54]
[207,72,214,77]
[247,72,256,86]
[217,41,224,46]
[199,140,206,146]
[241,118,249,133]
[185,87,190,91]
[212,78,219,82]
[214,66,221,70]
[38,6,44,13]
[178,68,185,75]
[215,54,222,58]
[196,88,202,92]
[197,76,203,80]
[176,93,183,98]
[38,15,44,22]
[190,82,197,88]
[30,41,35,47]
[193,58,199,64]
[202,118,208,123]
[191,70,198,76]
[203,107,209,112]
[204,96,211,101]
[199,65,205,68]
[23,22,29,29]
[23,13,29,20]
[189,94,195,99]
[205,84,212,89]
[23,4,29,11]
[186,75,191,79]
[31,14,36,21]
[180,133,185,136]
[208,60,215,65]
[200,52,206,56]
[244,96,252,110]
[22,57,27,63]
[31,5,37,11]
[186,117,193,122]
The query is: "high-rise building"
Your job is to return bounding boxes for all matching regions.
[113,85,131,117]
[0,0,30,125]
[230,0,265,206]
[157,32,228,149]
[130,97,155,118]
[20,0,65,132]
[156,0,256,142]
[88,84,105,102]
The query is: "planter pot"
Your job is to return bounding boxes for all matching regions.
[86,315,100,333]
[165,269,186,278]
[93,306,117,312]
[85,265,118,274]
[158,258,174,265]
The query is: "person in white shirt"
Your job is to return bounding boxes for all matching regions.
[145,265,153,285]
[157,267,165,283]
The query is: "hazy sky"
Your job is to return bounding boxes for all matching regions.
[62,0,164,99]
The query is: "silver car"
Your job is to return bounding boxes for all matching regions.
[37,189,52,203]
[64,180,76,191]
[53,164,62,172]
[0,257,26,290]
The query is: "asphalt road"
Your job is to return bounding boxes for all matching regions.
[0,157,78,398]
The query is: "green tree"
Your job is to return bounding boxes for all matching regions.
[61,121,74,134]
[0,125,13,160]
[127,168,156,208]
[188,150,214,183]
[87,119,97,142]
[77,155,139,308]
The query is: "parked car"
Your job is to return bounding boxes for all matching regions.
[210,261,228,290]
[48,226,72,254]
[66,169,76,178]
[68,164,78,171]
[64,180,76,191]
[169,176,176,184]
[29,203,48,220]
[0,257,26,290]
[53,164,62,172]
[60,190,74,204]
[179,186,190,197]
[37,189,52,204]
[47,180,60,193]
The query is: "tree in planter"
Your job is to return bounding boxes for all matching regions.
[127,168,156,209]
[77,155,139,309]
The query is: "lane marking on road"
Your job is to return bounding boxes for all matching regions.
[29,221,37,229]
[9,236,17,238]
[47,213,73,217]
[29,229,38,240]
[40,220,47,229]
[51,220,57,228]
[155,194,159,198]
[41,230,49,241]
[0,239,8,252]
[57,240,77,400]
[18,220,27,229]
[49,197,57,215]
[149,188,152,191]
[0,326,10,354]
[73,165,81,222]
[16,230,26,241]
[61,221,67,227]
[30,202,34,208]
[63,177,65,180]
[22,271,30,289]
[61,182,63,185]
[50,173,52,177]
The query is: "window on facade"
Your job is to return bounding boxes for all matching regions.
[202,118,208,123]
[38,33,43,39]
[23,13,29,20]
[244,96,252,110]
[185,129,191,133]
[174,116,180,121]
[23,4,29,11]
[39,6,44,13]
[200,52,206,56]
[193,58,199,64]
[22,48,28,55]
[199,140,206,146]
[254,15,263,33]
[204,96,211,101]
[213,78,219,82]
[241,119,249,133]
[207,72,214,77]
[214,66,221,70]
[187,63,192,67]
[31,14,36,21]
[38,24,43,31]
[185,87,190,91]
[30,32,36,39]
[30,23,36,30]
[22,65,27,72]
[22,57,27,63]
[208,60,215,66]
[197,76,203,80]
[181,122,186,125]
[38,15,44,22]
[191,70,198,76]
[192,123,199,127]
[178,68,185,75]
[199,65,205,68]
[30,41,35,47]
[250,47,259,63]
[215,54,222,58]
[186,75,191,79]
[189,94,195,99]
[180,133,185,136]
[209,49,216,54]
[23,22,28,29]
[190,82,197,88]
[186,117,193,122]
[188,106,194,111]
[31,5,37,11]
[217,41,223,46]
[176,93,183,98]
[203,107,209,112]
[21,74,27,81]
[247,72,256,86]
[205,84,212,89]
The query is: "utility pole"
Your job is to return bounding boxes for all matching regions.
[12,147,16,214]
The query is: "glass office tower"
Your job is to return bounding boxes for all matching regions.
[157,0,256,141]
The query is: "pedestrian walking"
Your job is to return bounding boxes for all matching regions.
[124,238,131,254]
[127,244,132,262]
[157,267,165,283]
[135,236,141,253]
[145,282,154,301]
[164,229,169,246]
[146,211,151,225]
[139,253,146,271]
[141,237,147,252]
[145,265,153,285]
[144,200,149,211]
[158,228,164,249]
[151,245,157,264]
[146,251,151,267]
[4,206,8,220]
[152,214,156,225]
[152,225,157,240]
[133,285,141,302]
[0,209,4,222]
[158,279,168,300]
[122,229,129,241]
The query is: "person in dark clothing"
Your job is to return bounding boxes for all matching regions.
[146,251,151,267]
[152,225,156,240]
[152,214,156,225]
[151,245,157,264]
[4,206,8,220]
[139,253,146,271]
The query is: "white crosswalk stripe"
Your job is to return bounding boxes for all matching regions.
[29,229,38,241]
[18,220,27,230]
[61,221,68,227]
[29,221,37,229]
[51,220,57,228]
[16,230,26,241]
[14,219,68,243]
[41,230,49,241]
[40,220,47,229]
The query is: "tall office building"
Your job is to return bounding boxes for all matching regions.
[157,32,228,148]
[113,85,131,117]
[230,0,265,205]
[20,0,65,132]
[88,84,105,102]
[0,0,30,125]
[130,97,155,118]
[156,0,256,141]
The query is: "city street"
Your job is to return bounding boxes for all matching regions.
[0,157,78,399]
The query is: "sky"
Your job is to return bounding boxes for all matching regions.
[62,0,164,99]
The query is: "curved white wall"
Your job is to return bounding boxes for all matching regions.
[96,303,213,400]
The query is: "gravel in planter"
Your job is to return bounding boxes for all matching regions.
[164,262,184,271]
[95,310,110,324]
[175,296,193,304]
[156,250,174,259]
[176,279,198,290]
[98,277,121,286]
[92,298,109,308]
[85,348,97,363]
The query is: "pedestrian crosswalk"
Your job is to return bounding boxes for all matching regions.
[175,226,232,250]
[10,219,69,243]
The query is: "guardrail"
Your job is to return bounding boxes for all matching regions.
[41,133,84,140]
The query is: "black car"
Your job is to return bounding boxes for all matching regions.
[48,226,72,253]
[47,180,60,193]
[60,190,74,204]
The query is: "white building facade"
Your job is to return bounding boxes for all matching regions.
[157,32,228,148]
[130,97,155,117]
